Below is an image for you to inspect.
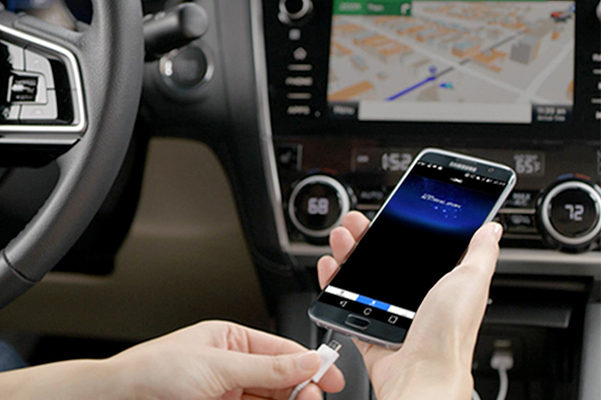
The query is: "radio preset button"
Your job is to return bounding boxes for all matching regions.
[288,175,351,239]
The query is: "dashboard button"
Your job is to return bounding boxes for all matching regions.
[285,76,313,87]
[537,180,601,252]
[506,213,536,232]
[288,175,351,239]
[504,190,538,209]
[286,104,311,116]
[279,0,313,24]
[25,49,55,88]
[549,189,599,237]
[358,188,386,204]
[276,143,302,171]
[0,40,24,70]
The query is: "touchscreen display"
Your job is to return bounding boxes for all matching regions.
[327,0,575,124]
[317,159,509,325]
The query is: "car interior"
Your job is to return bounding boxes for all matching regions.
[0,0,599,399]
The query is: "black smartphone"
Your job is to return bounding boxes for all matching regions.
[308,148,517,349]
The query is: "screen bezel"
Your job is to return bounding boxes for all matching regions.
[308,148,517,349]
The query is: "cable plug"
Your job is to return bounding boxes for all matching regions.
[490,340,514,371]
[288,340,342,400]
[312,340,342,382]
[490,340,513,400]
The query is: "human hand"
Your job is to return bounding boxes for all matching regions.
[110,320,345,400]
[318,211,503,400]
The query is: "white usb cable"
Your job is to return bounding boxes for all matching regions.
[490,348,514,400]
[288,340,343,400]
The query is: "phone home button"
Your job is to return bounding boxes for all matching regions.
[345,314,371,331]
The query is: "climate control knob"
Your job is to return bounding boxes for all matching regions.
[537,179,601,252]
[288,175,352,240]
[278,0,313,24]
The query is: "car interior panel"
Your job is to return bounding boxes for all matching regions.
[0,0,599,399]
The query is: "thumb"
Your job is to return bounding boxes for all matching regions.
[216,350,321,391]
[456,222,503,280]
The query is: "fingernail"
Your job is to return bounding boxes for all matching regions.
[492,222,503,241]
[296,351,320,371]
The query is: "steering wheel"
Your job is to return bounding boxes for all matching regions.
[0,1,143,307]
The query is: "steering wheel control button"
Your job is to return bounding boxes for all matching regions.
[279,0,313,24]
[0,105,21,122]
[538,180,601,251]
[345,314,370,330]
[288,175,351,239]
[20,90,58,121]
[8,74,38,102]
[0,40,25,70]
[24,49,55,88]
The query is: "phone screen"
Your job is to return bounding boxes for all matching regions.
[316,153,512,329]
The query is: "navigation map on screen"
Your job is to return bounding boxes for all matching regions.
[327,0,575,123]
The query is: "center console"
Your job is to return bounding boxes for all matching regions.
[251,1,600,399]
[254,0,601,261]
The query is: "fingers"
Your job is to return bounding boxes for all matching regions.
[341,211,370,241]
[318,212,370,287]
[244,382,323,400]
[402,222,503,366]
[315,362,345,393]
[217,350,321,391]
[329,227,356,264]
[296,384,323,400]
[198,321,309,356]
[317,256,339,289]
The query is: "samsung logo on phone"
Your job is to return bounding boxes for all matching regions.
[449,162,477,173]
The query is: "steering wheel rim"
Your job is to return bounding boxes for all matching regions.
[0,1,143,307]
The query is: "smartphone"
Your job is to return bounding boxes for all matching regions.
[308,148,517,349]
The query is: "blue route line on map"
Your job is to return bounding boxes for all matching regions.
[386,76,436,101]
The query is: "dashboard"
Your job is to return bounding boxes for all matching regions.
[0,1,599,399]
[255,0,601,261]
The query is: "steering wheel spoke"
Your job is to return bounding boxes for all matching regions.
[0,11,86,146]
[0,1,143,307]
